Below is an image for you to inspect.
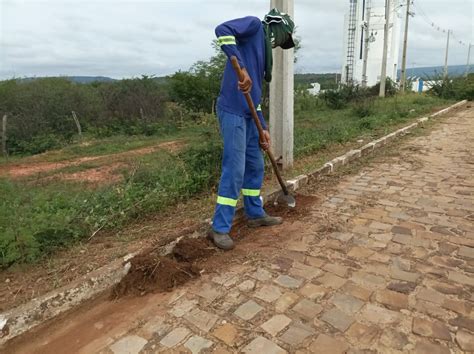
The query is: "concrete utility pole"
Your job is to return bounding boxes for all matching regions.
[400,0,411,93]
[444,29,451,79]
[465,43,472,78]
[361,0,372,87]
[379,0,391,97]
[269,0,294,169]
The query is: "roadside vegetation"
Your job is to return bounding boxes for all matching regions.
[425,73,474,101]
[0,46,462,267]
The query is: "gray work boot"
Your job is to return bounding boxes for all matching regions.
[247,214,283,228]
[207,230,235,250]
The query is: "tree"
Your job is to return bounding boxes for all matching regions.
[168,41,225,113]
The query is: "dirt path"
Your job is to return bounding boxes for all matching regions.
[0,140,184,179]
[4,107,474,353]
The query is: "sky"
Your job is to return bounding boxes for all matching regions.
[0,0,472,79]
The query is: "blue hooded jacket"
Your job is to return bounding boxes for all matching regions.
[215,16,267,129]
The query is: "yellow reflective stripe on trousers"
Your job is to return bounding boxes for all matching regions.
[217,196,238,207]
[242,189,260,197]
[218,35,236,46]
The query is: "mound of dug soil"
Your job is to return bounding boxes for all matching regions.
[172,238,214,262]
[111,253,199,298]
[112,237,214,299]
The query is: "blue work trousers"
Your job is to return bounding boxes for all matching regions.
[212,107,266,234]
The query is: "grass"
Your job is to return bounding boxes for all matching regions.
[0,93,452,267]
[2,124,215,165]
[294,93,450,157]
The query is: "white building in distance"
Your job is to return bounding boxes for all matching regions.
[341,0,401,86]
[307,83,321,96]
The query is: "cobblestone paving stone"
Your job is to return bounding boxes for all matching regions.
[103,108,473,353]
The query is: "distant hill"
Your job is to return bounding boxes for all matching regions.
[68,76,116,83]
[400,65,473,79]
[17,76,116,84]
[15,76,173,85]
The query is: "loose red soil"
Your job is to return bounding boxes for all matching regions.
[111,237,214,298]
[111,253,200,298]
[110,195,316,299]
[172,238,215,263]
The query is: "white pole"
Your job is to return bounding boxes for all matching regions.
[379,0,391,97]
[361,0,372,87]
[400,0,411,93]
[444,30,451,79]
[465,43,472,78]
[269,0,294,169]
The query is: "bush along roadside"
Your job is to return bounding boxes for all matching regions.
[426,73,474,101]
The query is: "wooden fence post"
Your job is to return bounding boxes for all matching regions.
[1,115,7,157]
[71,111,82,138]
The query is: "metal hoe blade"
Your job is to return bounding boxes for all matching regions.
[276,192,297,208]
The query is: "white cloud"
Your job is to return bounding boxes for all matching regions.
[0,0,472,79]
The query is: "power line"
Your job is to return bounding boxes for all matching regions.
[411,2,470,46]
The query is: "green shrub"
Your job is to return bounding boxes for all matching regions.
[427,74,473,101]
[178,139,222,195]
[369,78,398,97]
[168,46,226,113]
[320,89,348,109]
[320,84,372,109]
[0,76,169,155]
[9,133,66,155]
[352,98,375,118]
[358,116,374,130]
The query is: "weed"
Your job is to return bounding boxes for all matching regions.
[352,98,375,118]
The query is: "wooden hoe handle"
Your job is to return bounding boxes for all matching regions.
[230,56,290,196]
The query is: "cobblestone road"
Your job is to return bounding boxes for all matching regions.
[12,107,474,353]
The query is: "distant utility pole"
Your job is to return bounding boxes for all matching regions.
[361,0,372,87]
[379,0,391,97]
[444,29,451,79]
[465,43,472,78]
[400,0,411,93]
[270,0,294,169]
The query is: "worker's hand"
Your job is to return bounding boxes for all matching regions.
[238,68,252,94]
[260,130,271,151]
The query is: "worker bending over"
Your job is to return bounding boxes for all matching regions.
[208,9,296,250]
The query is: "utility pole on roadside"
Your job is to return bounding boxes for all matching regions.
[379,0,391,97]
[270,0,294,169]
[361,0,372,87]
[400,0,411,93]
[444,29,451,79]
[465,43,472,78]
